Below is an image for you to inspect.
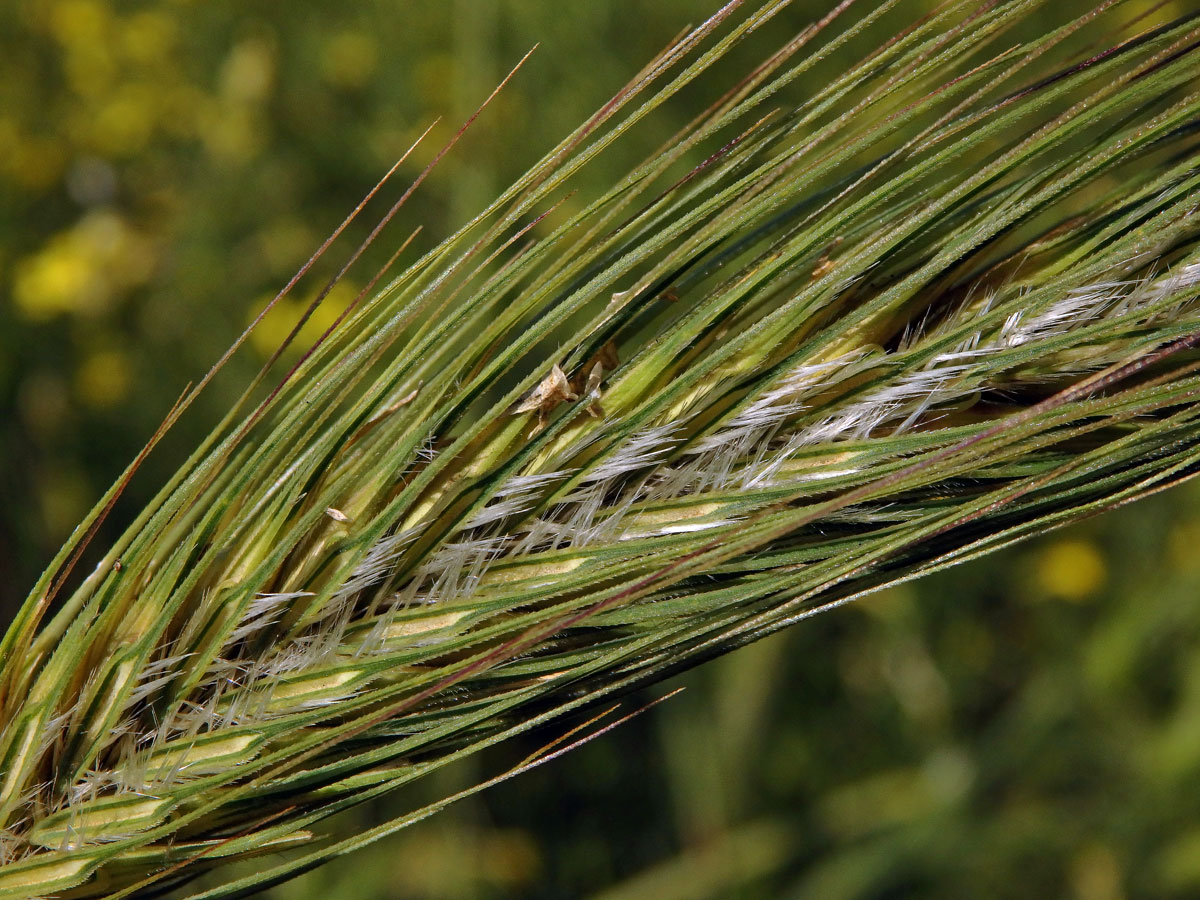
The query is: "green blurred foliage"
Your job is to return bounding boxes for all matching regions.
[2,1,1200,898]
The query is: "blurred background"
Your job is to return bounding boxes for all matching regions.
[3,1,1200,897]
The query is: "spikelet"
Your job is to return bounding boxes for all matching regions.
[3,1,1200,897]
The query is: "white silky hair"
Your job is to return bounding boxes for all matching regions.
[88,256,1200,785]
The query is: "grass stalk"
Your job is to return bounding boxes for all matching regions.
[3,1,1200,896]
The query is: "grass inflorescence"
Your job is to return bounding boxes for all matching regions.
[3,0,1200,896]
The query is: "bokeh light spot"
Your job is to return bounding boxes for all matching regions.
[1034,538,1107,602]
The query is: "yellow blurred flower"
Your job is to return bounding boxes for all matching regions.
[247,280,361,360]
[12,210,155,320]
[120,10,178,69]
[320,31,379,90]
[91,83,157,156]
[75,347,133,408]
[0,117,68,191]
[1168,517,1200,571]
[220,37,276,105]
[50,0,117,99]
[12,234,93,319]
[48,0,111,50]
[1034,538,1107,602]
